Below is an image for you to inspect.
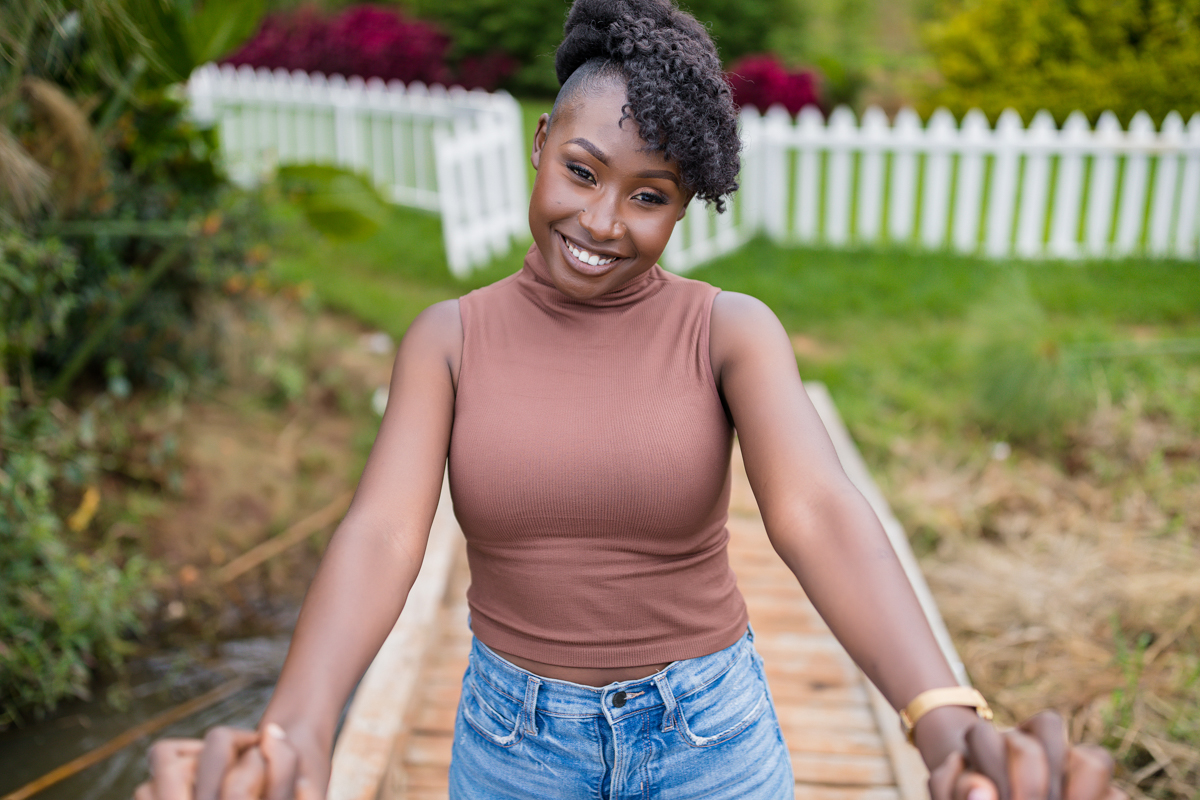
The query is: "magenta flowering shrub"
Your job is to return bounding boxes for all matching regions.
[224,4,515,90]
[725,54,822,116]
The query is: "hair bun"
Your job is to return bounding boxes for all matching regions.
[555,0,690,86]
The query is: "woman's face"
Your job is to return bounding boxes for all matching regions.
[528,81,691,301]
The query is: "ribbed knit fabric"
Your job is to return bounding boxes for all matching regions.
[448,244,748,667]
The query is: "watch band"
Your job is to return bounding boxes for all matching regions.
[899,686,992,744]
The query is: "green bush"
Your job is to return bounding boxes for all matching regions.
[0,2,271,726]
[39,91,273,392]
[0,413,156,729]
[923,0,1200,125]
[411,0,799,96]
[679,0,801,64]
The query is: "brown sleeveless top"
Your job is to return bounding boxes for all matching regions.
[448,245,748,667]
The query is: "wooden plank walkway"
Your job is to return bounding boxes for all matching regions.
[372,440,923,800]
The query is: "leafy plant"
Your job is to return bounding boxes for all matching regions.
[726,54,821,115]
[119,0,268,88]
[679,0,802,64]
[224,4,459,87]
[0,393,157,729]
[277,164,391,241]
[0,1,271,727]
[411,0,801,96]
[923,0,1200,125]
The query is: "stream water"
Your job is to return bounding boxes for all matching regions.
[0,635,291,800]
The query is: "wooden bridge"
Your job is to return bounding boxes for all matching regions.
[326,385,954,800]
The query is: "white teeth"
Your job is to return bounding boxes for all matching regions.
[564,237,616,266]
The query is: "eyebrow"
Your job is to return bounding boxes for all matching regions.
[565,137,681,186]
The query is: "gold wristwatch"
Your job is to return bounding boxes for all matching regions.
[899,687,993,744]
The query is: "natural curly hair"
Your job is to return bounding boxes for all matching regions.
[552,0,741,212]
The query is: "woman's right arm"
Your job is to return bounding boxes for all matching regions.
[192,299,463,800]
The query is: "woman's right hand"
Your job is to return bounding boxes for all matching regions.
[928,711,1126,800]
[135,725,322,800]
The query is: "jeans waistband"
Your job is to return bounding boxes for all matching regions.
[467,627,755,723]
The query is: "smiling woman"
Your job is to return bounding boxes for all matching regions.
[135,2,1128,799]
[526,82,690,297]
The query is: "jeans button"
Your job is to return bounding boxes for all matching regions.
[612,691,627,708]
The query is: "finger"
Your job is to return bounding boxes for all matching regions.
[1064,745,1116,800]
[196,727,260,800]
[220,746,267,800]
[147,739,205,799]
[965,721,1011,800]
[134,783,156,800]
[295,777,324,800]
[1020,712,1067,800]
[259,724,299,800]
[1003,727,1051,800]
[930,750,967,800]
[953,771,999,800]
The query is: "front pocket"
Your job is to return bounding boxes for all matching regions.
[461,668,525,748]
[672,648,770,748]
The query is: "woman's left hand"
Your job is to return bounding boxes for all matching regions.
[928,711,1127,800]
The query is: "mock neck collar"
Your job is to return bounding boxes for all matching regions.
[519,244,665,309]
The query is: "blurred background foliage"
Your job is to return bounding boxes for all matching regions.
[0,0,272,727]
[923,0,1200,125]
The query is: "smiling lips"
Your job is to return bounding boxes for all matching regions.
[560,232,622,272]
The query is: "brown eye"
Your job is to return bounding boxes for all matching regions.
[635,191,667,205]
[567,164,595,183]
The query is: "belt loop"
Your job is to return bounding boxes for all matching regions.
[522,675,542,736]
[746,623,756,642]
[653,674,678,732]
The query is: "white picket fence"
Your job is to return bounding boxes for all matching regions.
[186,64,1200,275]
[662,104,1200,272]
[186,63,527,275]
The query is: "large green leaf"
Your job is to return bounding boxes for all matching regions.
[121,0,266,87]
[277,165,391,241]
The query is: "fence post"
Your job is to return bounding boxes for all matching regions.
[1114,111,1155,255]
[1048,111,1089,259]
[952,109,988,254]
[1148,111,1185,256]
[793,105,823,243]
[762,105,793,241]
[825,107,856,246]
[888,108,921,245]
[1085,111,1121,257]
[921,108,956,249]
[737,109,765,236]
[1015,110,1055,258]
[857,106,888,245]
[985,109,1023,258]
[187,63,216,123]
[434,127,467,276]
[1175,113,1200,259]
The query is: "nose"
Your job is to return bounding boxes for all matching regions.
[578,191,625,242]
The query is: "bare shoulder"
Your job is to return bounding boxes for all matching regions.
[396,299,463,378]
[710,290,791,376]
[403,299,462,350]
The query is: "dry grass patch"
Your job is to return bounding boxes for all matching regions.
[879,404,1200,799]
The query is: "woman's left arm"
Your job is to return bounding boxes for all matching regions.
[709,292,1121,800]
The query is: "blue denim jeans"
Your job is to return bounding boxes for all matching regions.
[448,628,794,799]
